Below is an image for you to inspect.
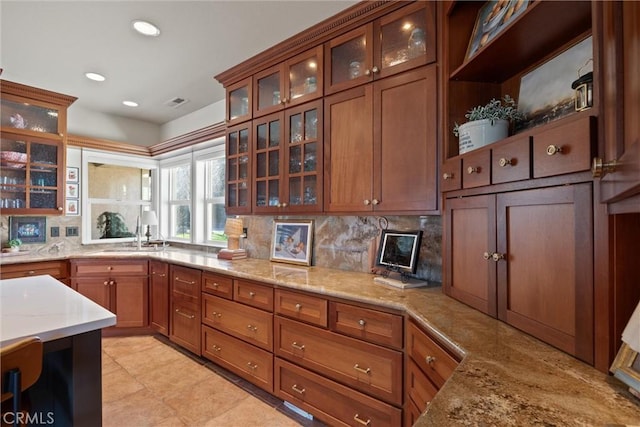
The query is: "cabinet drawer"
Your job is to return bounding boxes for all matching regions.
[406,321,459,389]
[0,260,68,280]
[202,294,273,351]
[202,325,273,393]
[275,316,403,406]
[275,289,328,327]
[532,116,595,178]
[491,136,530,184]
[234,280,273,311]
[170,299,200,355]
[71,259,147,276]
[441,158,462,192]
[404,398,424,427]
[202,272,233,299]
[406,358,438,412]
[171,265,201,300]
[329,302,403,349]
[462,149,491,188]
[275,358,402,427]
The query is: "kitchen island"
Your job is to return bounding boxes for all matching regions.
[0,275,116,426]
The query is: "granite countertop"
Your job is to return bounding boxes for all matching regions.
[3,248,640,425]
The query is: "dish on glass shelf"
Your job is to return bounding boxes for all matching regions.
[0,151,27,168]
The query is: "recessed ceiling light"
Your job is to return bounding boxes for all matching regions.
[85,72,106,82]
[132,20,160,37]
[122,100,139,107]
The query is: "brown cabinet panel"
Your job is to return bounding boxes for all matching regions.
[170,264,201,301]
[496,183,594,363]
[329,301,403,350]
[170,299,200,355]
[202,325,273,393]
[71,259,148,276]
[275,358,402,427]
[405,358,438,413]
[0,260,68,280]
[202,294,273,351]
[72,277,111,311]
[404,397,424,427]
[274,288,328,328]
[149,261,169,336]
[532,116,595,178]
[441,158,462,192]
[113,276,149,328]
[234,279,273,311]
[462,149,491,188]
[491,136,531,184]
[202,271,233,300]
[406,321,459,389]
[275,316,403,406]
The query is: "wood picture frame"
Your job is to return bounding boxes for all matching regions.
[610,342,640,399]
[9,216,46,243]
[270,219,313,266]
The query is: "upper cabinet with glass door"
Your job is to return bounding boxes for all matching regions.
[226,77,253,126]
[253,46,324,118]
[0,80,76,214]
[325,1,435,94]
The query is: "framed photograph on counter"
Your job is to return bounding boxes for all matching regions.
[270,219,313,266]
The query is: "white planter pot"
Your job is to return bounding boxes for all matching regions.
[458,119,509,154]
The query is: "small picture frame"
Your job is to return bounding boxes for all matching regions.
[610,343,640,399]
[9,216,46,244]
[66,166,79,183]
[65,199,79,216]
[466,0,530,61]
[66,183,79,199]
[270,219,313,266]
[376,230,423,275]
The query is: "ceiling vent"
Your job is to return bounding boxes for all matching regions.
[164,97,189,108]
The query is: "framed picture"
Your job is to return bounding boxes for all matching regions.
[270,219,313,266]
[466,0,530,60]
[516,36,593,131]
[9,216,46,244]
[65,199,79,216]
[66,183,79,199]
[66,166,79,183]
[610,343,640,399]
[375,230,423,275]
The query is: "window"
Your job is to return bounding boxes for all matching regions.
[197,147,227,244]
[164,161,192,240]
[82,149,158,244]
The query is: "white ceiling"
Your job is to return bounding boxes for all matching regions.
[0,1,357,125]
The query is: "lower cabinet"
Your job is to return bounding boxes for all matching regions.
[0,260,69,284]
[149,261,169,336]
[70,259,148,328]
[170,265,201,355]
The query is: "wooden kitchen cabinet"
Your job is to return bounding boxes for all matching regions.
[275,288,328,328]
[202,271,234,300]
[226,122,251,214]
[444,184,594,364]
[170,264,201,354]
[329,301,403,350]
[324,1,435,94]
[0,80,76,214]
[324,65,438,213]
[70,259,148,328]
[0,260,68,283]
[225,77,252,126]
[149,260,169,336]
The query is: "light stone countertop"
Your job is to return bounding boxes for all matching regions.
[2,248,640,425]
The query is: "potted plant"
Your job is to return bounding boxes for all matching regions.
[453,95,524,154]
[4,238,22,253]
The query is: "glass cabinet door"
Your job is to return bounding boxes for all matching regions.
[1,134,62,212]
[253,112,283,212]
[0,98,60,135]
[226,77,252,125]
[254,65,283,117]
[226,124,251,214]
[326,25,374,94]
[284,100,323,213]
[285,46,324,108]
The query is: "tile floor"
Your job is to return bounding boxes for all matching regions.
[102,334,324,427]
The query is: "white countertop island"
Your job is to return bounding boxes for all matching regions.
[0,275,116,346]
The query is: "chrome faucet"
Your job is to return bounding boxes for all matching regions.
[135,216,142,250]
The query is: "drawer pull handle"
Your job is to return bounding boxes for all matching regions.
[546,145,563,156]
[358,319,366,327]
[467,166,479,174]
[246,324,258,332]
[353,364,371,375]
[442,172,454,180]
[212,344,221,352]
[212,282,219,288]
[498,158,512,167]
[211,311,222,318]
[175,309,195,319]
[291,342,305,351]
[249,291,256,297]
[353,414,371,426]
[295,303,302,311]
[175,277,195,285]
[291,384,305,395]
[152,272,166,277]
[483,252,505,262]
[27,270,35,275]
[426,355,436,365]
[246,362,258,371]
[108,266,113,270]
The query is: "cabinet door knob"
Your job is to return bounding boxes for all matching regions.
[546,145,563,156]
[371,199,379,205]
[592,157,618,178]
[57,206,64,211]
[442,172,455,180]
[104,281,109,286]
[426,355,436,365]
[491,252,505,262]
[363,199,371,205]
[467,166,479,174]
[295,303,302,312]
[281,202,288,208]
[371,66,379,74]
[498,158,512,167]
[364,69,371,76]
[358,319,366,327]
[483,252,491,260]
[248,291,256,298]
